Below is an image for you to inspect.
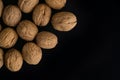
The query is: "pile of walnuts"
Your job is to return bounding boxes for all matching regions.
[0,0,77,72]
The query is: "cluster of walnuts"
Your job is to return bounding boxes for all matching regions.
[0,0,77,72]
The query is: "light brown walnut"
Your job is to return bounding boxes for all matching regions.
[0,0,3,17]
[45,0,66,9]
[2,5,22,27]
[17,20,38,41]
[22,42,42,65]
[51,12,77,31]
[36,31,58,49]
[0,28,18,48]
[33,4,51,26]
[5,49,23,72]
[0,48,4,69]
[18,0,39,13]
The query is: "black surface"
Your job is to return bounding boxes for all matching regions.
[0,0,112,80]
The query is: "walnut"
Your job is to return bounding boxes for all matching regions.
[0,0,3,17]
[18,0,39,13]
[22,42,42,65]
[0,48,4,69]
[45,0,66,9]
[17,20,38,41]
[33,4,51,26]
[51,12,77,31]
[5,49,23,72]
[36,31,58,49]
[0,28,18,48]
[2,5,22,27]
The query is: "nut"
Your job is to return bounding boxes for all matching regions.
[51,12,77,31]
[2,5,22,27]
[17,20,38,41]
[36,31,58,49]
[0,24,2,32]
[0,48,4,69]
[18,0,39,13]
[33,4,51,26]
[0,0,3,17]
[0,28,18,48]
[22,42,42,65]
[45,0,66,9]
[5,49,23,72]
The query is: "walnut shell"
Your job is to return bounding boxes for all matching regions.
[18,0,39,13]
[51,12,77,31]
[0,48,4,69]
[17,20,38,41]
[0,28,18,48]
[5,49,23,72]
[2,5,22,27]
[36,31,58,49]
[0,0,3,17]
[33,4,51,26]
[45,0,66,9]
[0,24,2,32]
[22,42,42,65]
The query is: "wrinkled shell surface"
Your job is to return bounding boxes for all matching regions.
[22,42,42,65]
[5,49,23,72]
[36,31,58,49]
[51,12,77,31]
[0,0,3,17]
[18,0,39,13]
[33,4,51,26]
[17,20,38,41]
[0,48,4,69]
[0,28,18,48]
[2,5,22,27]
[45,0,66,9]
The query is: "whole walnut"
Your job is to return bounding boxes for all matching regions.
[33,4,51,26]
[51,12,77,31]
[36,31,58,49]
[0,48,4,69]
[22,42,42,65]
[0,0,3,17]
[45,0,66,9]
[5,49,23,72]
[2,5,22,27]
[18,0,39,13]
[0,28,18,48]
[17,20,38,41]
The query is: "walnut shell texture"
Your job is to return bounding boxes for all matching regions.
[5,49,23,72]
[17,20,38,41]
[0,28,18,48]
[2,5,22,27]
[0,0,3,17]
[22,42,42,65]
[0,48,4,69]
[33,4,51,26]
[18,0,39,13]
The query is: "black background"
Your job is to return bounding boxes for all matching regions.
[0,0,112,80]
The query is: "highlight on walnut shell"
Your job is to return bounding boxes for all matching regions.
[16,20,38,41]
[0,0,4,17]
[51,12,77,31]
[18,0,39,13]
[0,48,4,69]
[22,42,42,65]
[5,49,23,72]
[45,0,66,10]
[2,5,22,27]
[36,31,58,49]
[33,4,51,26]
[0,28,18,48]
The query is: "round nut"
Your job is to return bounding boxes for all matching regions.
[2,5,22,27]
[36,31,58,49]
[33,4,51,26]
[0,24,2,32]
[0,0,3,17]
[0,28,18,48]
[17,20,38,41]
[45,0,66,9]
[18,0,39,13]
[5,49,23,72]
[0,48,4,69]
[22,42,42,65]
[51,12,77,31]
